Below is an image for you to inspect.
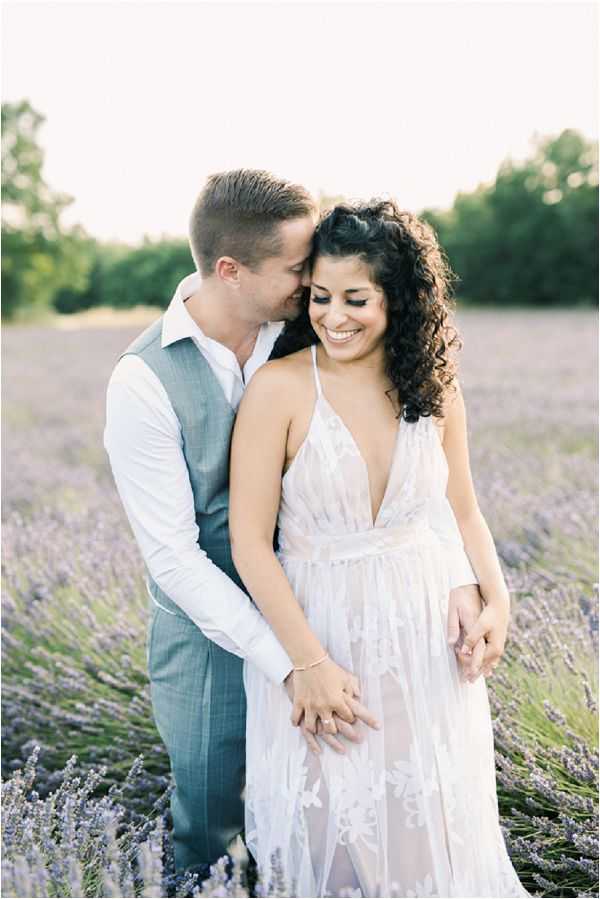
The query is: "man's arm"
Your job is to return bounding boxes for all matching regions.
[103,354,292,685]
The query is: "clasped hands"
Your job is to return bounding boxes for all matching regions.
[284,584,509,756]
[284,656,380,756]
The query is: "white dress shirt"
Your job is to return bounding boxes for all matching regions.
[105,272,477,687]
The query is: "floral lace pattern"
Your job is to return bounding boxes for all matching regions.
[244,346,529,898]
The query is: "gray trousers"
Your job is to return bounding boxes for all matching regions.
[147,598,246,871]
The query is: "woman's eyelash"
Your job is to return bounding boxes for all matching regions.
[311,296,368,307]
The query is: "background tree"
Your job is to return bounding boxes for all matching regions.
[422,130,598,307]
[53,237,194,313]
[1,100,91,320]
[98,238,194,310]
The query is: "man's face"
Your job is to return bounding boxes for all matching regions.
[237,215,316,322]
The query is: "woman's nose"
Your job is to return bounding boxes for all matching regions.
[323,306,350,328]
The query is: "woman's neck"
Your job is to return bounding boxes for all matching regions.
[316,341,390,388]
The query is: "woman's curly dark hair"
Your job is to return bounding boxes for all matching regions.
[270,199,462,423]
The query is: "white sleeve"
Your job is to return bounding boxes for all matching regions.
[103,354,293,684]
[428,496,479,589]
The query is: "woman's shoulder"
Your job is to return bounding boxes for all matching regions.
[253,346,314,386]
[433,377,463,418]
[431,378,464,441]
[245,347,314,402]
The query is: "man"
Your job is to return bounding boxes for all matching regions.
[104,169,485,875]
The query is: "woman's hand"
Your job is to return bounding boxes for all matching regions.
[289,658,361,735]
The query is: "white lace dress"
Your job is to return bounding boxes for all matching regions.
[243,344,529,898]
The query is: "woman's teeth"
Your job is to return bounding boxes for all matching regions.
[324,328,360,343]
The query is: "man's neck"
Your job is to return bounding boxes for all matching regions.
[184,280,262,363]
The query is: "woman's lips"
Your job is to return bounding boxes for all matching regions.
[323,327,361,344]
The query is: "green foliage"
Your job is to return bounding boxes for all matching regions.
[53,243,130,314]
[52,237,195,314]
[1,100,91,320]
[423,130,599,306]
[95,238,194,310]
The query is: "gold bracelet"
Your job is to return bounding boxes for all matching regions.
[293,652,329,672]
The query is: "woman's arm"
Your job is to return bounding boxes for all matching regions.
[442,380,511,677]
[229,361,378,735]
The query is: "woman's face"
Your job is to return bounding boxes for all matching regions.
[309,255,388,363]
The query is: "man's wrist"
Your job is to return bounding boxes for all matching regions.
[450,581,479,591]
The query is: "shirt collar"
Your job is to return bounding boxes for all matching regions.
[161,272,205,348]
[161,272,285,351]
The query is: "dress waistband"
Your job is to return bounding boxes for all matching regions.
[277,521,439,563]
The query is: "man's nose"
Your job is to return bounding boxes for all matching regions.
[300,264,311,288]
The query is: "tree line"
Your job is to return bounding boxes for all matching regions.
[2,100,598,320]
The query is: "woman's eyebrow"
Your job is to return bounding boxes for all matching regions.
[311,283,371,293]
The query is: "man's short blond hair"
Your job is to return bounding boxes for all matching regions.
[189,169,316,276]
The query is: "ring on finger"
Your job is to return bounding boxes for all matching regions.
[321,718,332,725]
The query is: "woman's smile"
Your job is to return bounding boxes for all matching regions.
[323,327,362,344]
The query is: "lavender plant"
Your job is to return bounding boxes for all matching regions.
[1,748,308,898]
[2,310,598,897]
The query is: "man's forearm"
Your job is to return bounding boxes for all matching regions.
[147,545,294,683]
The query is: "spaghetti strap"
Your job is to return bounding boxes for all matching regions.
[310,343,323,397]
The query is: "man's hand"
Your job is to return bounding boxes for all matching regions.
[447,584,487,682]
[448,584,509,681]
[301,713,365,756]
[459,600,510,680]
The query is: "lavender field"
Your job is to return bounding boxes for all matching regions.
[2,309,598,898]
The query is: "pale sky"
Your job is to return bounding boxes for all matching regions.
[2,0,597,243]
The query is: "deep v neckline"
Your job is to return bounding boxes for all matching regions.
[282,344,406,527]
[319,394,404,528]
[311,344,405,527]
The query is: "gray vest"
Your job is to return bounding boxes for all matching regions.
[121,317,246,617]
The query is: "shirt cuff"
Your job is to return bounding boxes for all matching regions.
[245,629,293,685]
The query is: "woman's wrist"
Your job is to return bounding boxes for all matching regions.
[289,640,327,670]
[293,652,329,672]
[480,586,510,610]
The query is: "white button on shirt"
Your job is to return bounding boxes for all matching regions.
[104,271,477,687]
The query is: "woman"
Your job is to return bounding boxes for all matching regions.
[229,200,529,897]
